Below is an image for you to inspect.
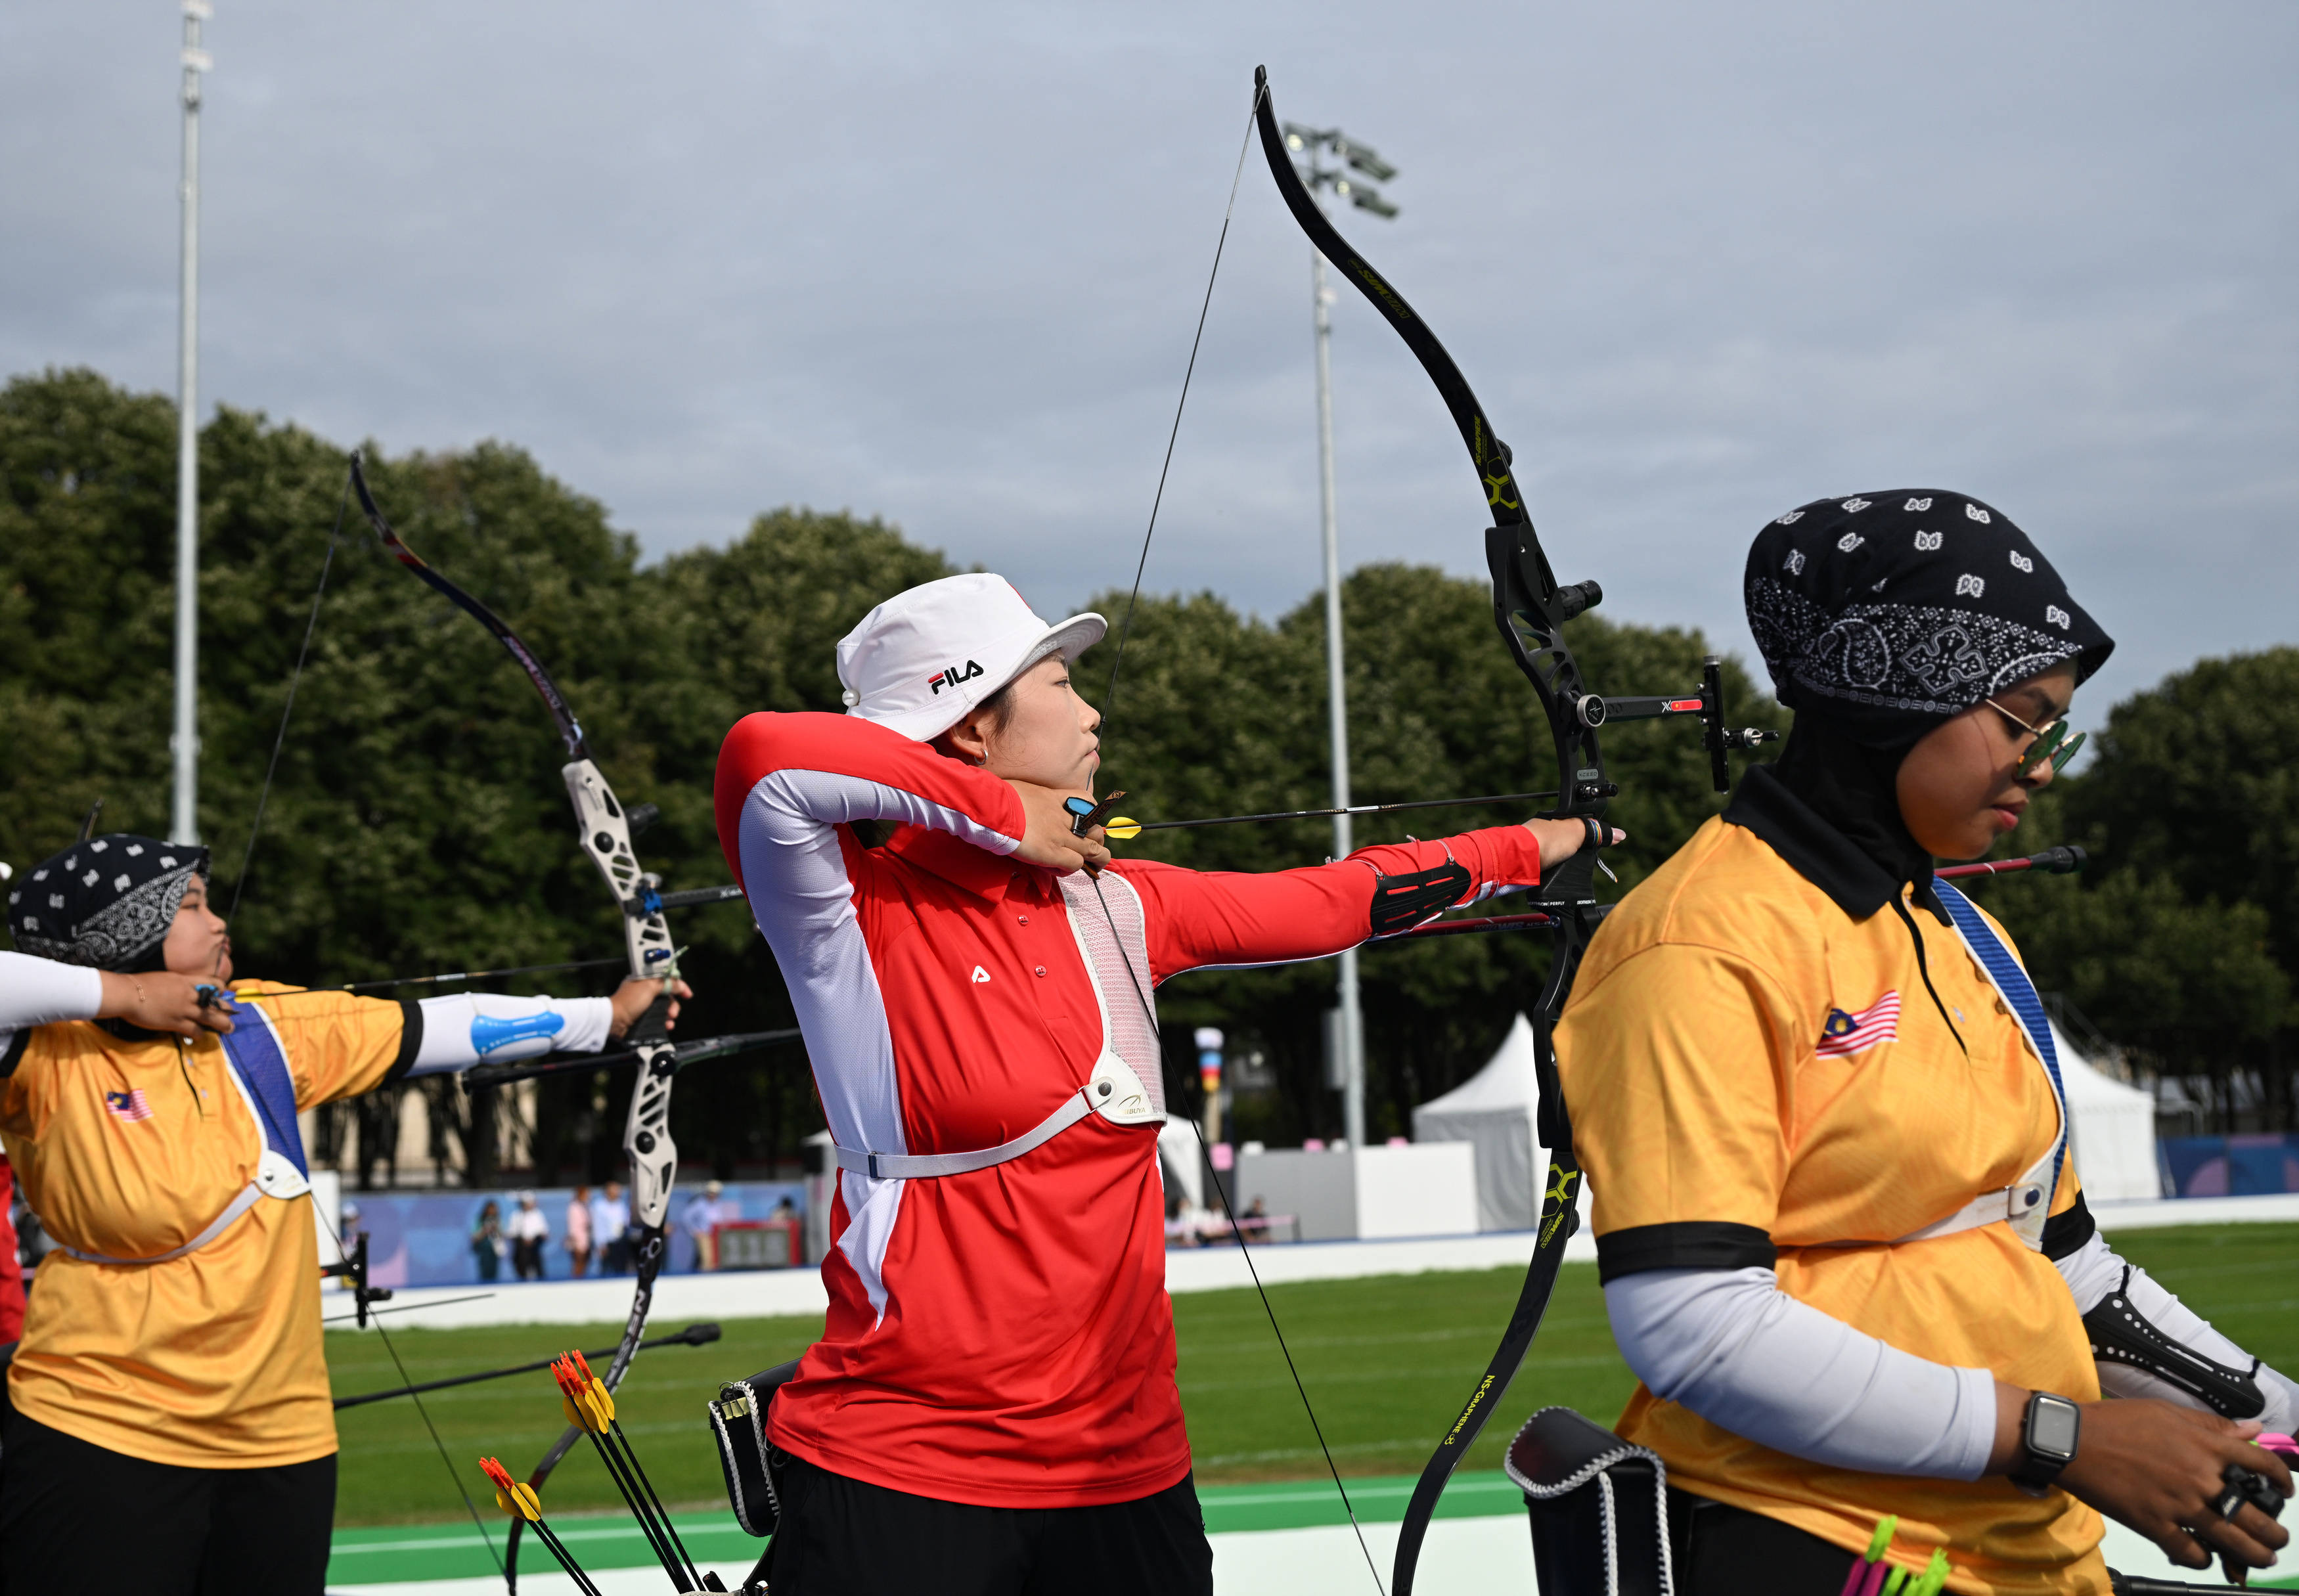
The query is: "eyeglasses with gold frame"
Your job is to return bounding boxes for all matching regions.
[1983,698,2085,776]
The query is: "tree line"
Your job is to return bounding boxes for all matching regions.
[2,368,2289,1186]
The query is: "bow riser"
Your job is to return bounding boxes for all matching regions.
[561,760,682,1237]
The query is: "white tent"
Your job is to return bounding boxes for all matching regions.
[2051,1021,2160,1201]
[1413,1014,1542,1231]
[1408,1014,2160,1229]
[1157,1115,1205,1212]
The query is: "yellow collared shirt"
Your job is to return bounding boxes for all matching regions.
[1558,814,2103,1596]
[0,983,410,1467]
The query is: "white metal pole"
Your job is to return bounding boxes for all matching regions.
[171,2,212,845]
[1313,248,1366,1149]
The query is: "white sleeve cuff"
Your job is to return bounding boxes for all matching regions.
[408,993,615,1076]
[1605,1266,1998,1480]
[0,952,105,1029]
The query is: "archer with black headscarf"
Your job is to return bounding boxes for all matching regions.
[0,839,686,1596]
[1555,492,2294,1594]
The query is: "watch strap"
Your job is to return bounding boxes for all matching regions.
[2009,1392,2080,1496]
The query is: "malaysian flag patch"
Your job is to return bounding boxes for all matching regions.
[105,1088,154,1123]
[1817,993,1900,1058]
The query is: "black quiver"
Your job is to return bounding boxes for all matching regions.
[1505,1406,1674,1596]
[707,1357,803,1596]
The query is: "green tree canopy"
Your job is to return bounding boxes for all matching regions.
[14,365,2281,1176]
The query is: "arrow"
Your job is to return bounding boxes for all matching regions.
[1097,788,1564,840]
[334,1322,723,1411]
[478,1456,604,1596]
[554,1350,702,1590]
[1936,845,2087,881]
[461,1028,803,1091]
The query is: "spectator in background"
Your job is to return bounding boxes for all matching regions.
[335,1203,363,1291]
[565,1185,594,1279]
[507,1191,549,1281]
[681,1180,728,1272]
[470,1199,504,1283]
[1238,1197,1270,1245]
[769,1194,797,1222]
[1167,1195,1203,1249]
[592,1180,631,1275]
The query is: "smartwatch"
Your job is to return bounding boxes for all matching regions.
[2009,1391,2082,1496]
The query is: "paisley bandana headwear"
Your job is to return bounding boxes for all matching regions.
[1745,491,2114,747]
[7,833,210,971]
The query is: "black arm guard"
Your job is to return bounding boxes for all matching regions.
[1368,858,1473,938]
[2084,1266,2266,1420]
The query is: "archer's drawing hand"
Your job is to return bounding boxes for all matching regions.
[1524,817,1625,872]
[1009,782,1111,875]
[2053,1398,2291,1572]
[100,970,235,1036]
[610,977,692,1039]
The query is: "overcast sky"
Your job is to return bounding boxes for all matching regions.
[6,1,2294,717]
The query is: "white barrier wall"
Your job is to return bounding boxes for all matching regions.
[1231,1143,1480,1241]
[1353,1142,1479,1239]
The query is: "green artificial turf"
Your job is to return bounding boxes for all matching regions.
[327,1222,2298,1531]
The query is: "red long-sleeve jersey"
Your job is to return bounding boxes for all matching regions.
[714,711,1544,1506]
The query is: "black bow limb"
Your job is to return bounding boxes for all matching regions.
[1248,66,1779,1595]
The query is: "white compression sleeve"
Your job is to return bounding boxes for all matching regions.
[2056,1231,2299,1430]
[1605,1266,1999,1480]
[0,953,105,1059]
[409,993,614,1076]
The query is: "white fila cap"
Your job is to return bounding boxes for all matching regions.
[835,573,1106,742]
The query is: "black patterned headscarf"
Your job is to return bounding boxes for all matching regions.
[1745,490,2114,747]
[7,833,210,972]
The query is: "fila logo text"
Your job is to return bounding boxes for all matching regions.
[928,661,986,696]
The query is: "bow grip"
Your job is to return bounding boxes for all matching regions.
[625,988,675,1047]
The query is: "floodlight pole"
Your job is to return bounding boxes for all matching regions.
[1311,248,1366,1150]
[1286,124,1397,1151]
[171,1,213,845]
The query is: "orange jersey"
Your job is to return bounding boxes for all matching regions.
[0,983,413,1467]
[1558,816,2103,1596]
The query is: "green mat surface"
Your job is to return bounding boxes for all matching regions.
[322,1221,2299,1585]
[325,1469,1523,1582]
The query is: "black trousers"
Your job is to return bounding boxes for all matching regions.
[0,1409,335,1596]
[766,1453,1214,1596]
[1672,1490,1860,1595]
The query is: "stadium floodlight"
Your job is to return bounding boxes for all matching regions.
[1278,112,1400,1153]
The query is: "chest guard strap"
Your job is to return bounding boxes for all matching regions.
[60,998,309,1267]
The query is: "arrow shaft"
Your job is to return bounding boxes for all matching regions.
[1123,788,1562,833]
[334,1323,720,1409]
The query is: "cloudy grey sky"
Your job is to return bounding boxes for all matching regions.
[7,1,2294,713]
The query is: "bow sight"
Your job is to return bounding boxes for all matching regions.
[1562,648,1782,791]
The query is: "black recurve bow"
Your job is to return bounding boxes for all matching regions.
[1248,66,1767,1594]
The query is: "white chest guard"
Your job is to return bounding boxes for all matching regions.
[832,871,1163,1182]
